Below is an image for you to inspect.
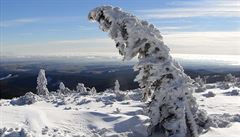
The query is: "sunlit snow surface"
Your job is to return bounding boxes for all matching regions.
[0,85,240,137]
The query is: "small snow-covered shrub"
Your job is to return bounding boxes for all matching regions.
[225,73,236,83]
[113,80,129,101]
[90,87,97,95]
[10,92,41,105]
[195,86,206,93]
[55,100,66,106]
[76,98,91,105]
[59,82,65,91]
[230,89,239,96]
[76,83,89,95]
[76,83,97,95]
[236,81,240,88]
[218,82,230,90]
[57,82,71,94]
[127,88,143,101]
[195,76,205,87]
[98,92,116,105]
[194,76,207,93]
[209,113,240,128]
[114,108,121,114]
[0,127,32,137]
[221,73,238,88]
[224,89,239,96]
[115,91,128,101]
[202,91,216,98]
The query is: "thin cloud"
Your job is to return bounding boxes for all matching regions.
[156,25,193,32]
[136,0,240,19]
[49,38,113,45]
[0,18,41,27]
[167,0,239,7]
[163,31,240,55]
[0,16,82,27]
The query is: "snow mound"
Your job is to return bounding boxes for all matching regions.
[10,92,42,105]
[224,89,239,96]
[209,113,240,128]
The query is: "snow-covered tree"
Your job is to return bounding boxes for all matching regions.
[203,76,209,84]
[114,80,120,91]
[195,76,205,87]
[236,77,240,88]
[57,82,71,94]
[76,83,88,95]
[89,6,209,137]
[90,87,97,95]
[194,76,206,93]
[223,73,239,88]
[59,82,65,91]
[36,69,49,95]
[113,80,127,101]
[225,73,236,83]
[217,73,237,89]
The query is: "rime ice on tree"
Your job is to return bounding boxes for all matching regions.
[90,87,97,94]
[88,6,209,137]
[58,82,71,94]
[36,69,49,95]
[114,80,120,91]
[59,82,65,91]
[76,83,88,95]
[113,80,126,101]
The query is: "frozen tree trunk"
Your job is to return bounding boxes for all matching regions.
[88,6,208,137]
[36,69,49,95]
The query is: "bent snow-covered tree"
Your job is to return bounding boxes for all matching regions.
[36,69,49,95]
[88,6,209,137]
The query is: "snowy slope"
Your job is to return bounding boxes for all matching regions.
[195,86,240,137]
[1,86,240,137]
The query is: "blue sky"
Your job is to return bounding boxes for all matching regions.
[1,0,239,56]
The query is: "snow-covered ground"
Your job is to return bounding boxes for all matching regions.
[195,86,240,137]
[1,85,240,137]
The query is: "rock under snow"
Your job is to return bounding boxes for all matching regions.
[202,91,216,98]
